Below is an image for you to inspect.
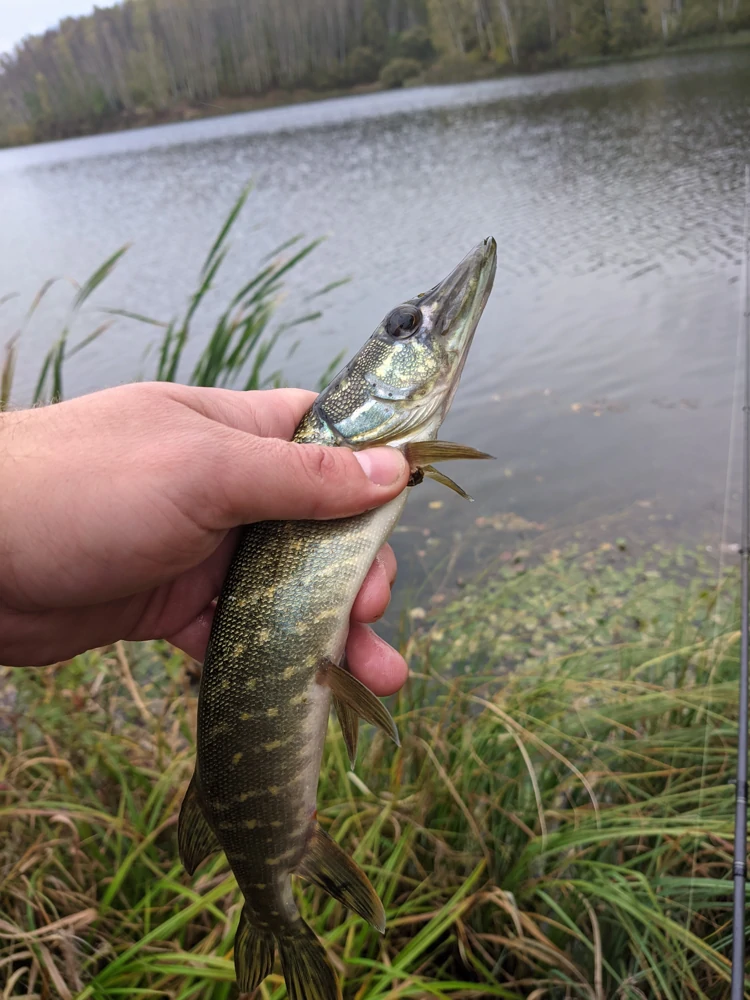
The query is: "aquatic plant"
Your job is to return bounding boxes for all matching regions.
[1,185,344,410]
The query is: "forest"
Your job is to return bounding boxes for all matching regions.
[1,0,749,146]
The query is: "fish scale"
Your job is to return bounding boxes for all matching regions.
[178,237,497,1000]
[198,486,407,924]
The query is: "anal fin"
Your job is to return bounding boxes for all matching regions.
[178,771,221,876]
[295,823,386,933]
[319,658,399,751]
[235,909,275,994]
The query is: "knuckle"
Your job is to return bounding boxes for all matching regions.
[299,444,354,518]
[306,444,345,484]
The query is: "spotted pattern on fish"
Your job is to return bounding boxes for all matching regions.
[181,237,498,998]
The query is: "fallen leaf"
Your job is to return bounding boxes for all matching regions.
[474,513,546,532]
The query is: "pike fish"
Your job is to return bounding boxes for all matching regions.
[178,237,497,999]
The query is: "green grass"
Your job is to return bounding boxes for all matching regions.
[1,541,746,998]
[559,28,750,70]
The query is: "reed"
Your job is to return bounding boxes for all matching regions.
[1,184,344,409]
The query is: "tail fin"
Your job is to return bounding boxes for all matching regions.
[277,920,342,1000]
[234,910,275,994]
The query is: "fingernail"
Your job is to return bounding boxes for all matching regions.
[354,447,407,486]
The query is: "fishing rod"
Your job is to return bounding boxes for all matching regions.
[731,163,750,1000]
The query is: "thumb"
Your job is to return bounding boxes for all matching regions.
[208,430,411,527]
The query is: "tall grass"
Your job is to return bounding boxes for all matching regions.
[1,184,345,409]
[0,543,746,998]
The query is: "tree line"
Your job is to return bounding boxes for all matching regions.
[1,0,748,146]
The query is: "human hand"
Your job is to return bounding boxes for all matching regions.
[0,382,410,693]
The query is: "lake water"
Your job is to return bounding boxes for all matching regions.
[2,49,750,616]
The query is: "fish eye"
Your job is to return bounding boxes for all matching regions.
[385,305,422,340]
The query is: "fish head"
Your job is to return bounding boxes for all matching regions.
[314,237,497,447]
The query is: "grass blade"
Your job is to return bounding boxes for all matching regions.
[72,246,130,311]
[201,185,252,280]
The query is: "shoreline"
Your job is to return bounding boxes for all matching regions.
[2,29,749,150]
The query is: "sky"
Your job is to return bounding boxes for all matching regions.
[1,0,98,56]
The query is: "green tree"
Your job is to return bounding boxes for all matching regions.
[397,24,436,59]
[569,0,611,52]
[363,0,389,50]
[0,0,739,148]
[379,55,423,85]
[342,46,382,84]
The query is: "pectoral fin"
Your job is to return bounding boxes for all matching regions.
[178,771,221,876]
[404,441,494,467]
[319,658,400,750]
[423,465,474,501]
[295,823,386,933]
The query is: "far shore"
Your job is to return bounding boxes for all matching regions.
[2,29,749,150]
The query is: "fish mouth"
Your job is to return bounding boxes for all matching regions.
[416,237,496,412]
[418,237,497,348]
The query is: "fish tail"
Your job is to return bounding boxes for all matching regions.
[277,919,342,1000]
[234,909,275,994]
